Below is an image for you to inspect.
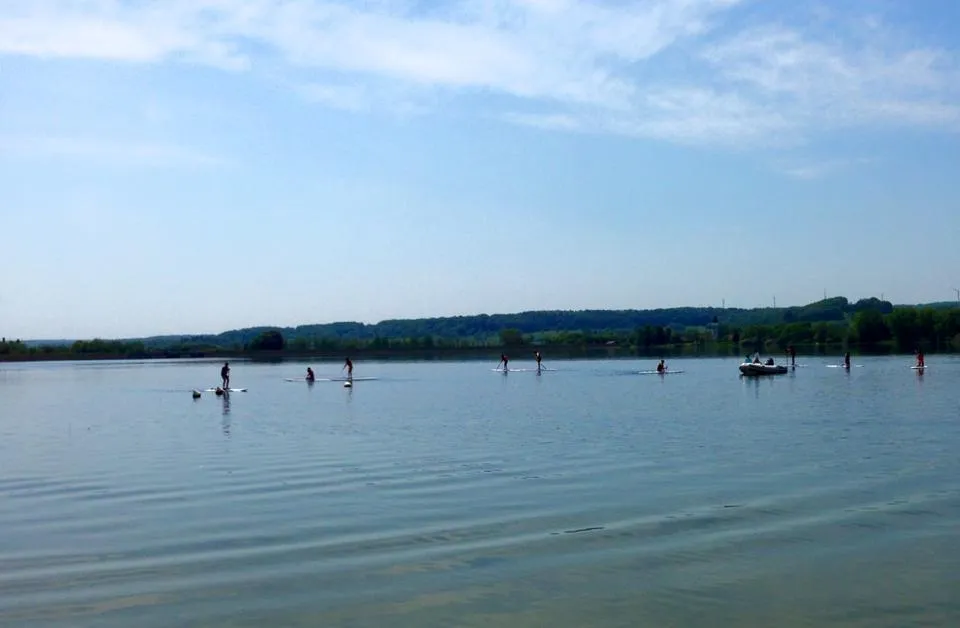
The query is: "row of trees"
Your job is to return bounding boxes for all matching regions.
[4,305,960,361]
[132,296,923,350]
[244,306,960,353]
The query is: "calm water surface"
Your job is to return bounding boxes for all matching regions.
[1,356,958,627]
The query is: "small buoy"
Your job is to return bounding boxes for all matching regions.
[192,390,201,399]
[344,381,352,388]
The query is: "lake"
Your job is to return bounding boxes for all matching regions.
[1,356,958,627]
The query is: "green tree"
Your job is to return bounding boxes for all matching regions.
[853,310,890,344]
[935,310,960,346]
[288,337,310,352]
[812,323,830,344]
[916,308,937,344]
[887,309,919,347]
[499,328,524,346]
[248,330,285,351]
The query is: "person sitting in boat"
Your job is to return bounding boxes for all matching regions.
[753,356,761,364]
[765,358,774,366]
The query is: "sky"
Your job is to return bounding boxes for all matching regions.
[2,0,959,339]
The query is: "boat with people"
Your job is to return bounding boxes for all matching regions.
[739,354,789,376]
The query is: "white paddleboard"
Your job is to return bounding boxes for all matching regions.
[204,387,247,392]
[287,376,376,382]
[910,365,927,370]
[639,370,685,375]
[491,368,554,373]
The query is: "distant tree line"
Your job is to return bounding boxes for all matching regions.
[4,298,960,361]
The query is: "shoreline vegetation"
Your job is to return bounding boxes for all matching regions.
[3,297,960,363]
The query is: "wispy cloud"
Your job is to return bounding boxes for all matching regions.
[2,0,959,148]
[0,135,228,168]
[701,25,960,131]
[298,83,371,113]
[775,157,878,181]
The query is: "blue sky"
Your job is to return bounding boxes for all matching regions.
[2,0,959,339]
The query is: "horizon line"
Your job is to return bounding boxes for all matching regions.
[12,295,958,343]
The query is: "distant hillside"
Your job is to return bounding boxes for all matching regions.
[6,296,959,361]
[116,296,895,348]
[21,296,956,348]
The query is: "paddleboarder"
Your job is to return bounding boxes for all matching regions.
[916,349,925,368]
[498,353,509,372]
[220,362,230,389]
[343,357,353,379]
[534,351,542,371]
[306,367,315,382]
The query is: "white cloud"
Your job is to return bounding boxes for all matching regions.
[701,25,960,131]
[775,157,878,180]
[0,0,737,107]
[1,0,959,147]
[299,83,371,113]
[0,135,228,168]
[500,112,585,133]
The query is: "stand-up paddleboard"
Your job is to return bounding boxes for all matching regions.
[639,370,685,375]
[491,368,555,373]
[285,377,377,382]
[204,387,247,392]
[826,364,862,368]
[910,365,927,370]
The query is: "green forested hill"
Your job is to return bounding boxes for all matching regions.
[6,296,960,360]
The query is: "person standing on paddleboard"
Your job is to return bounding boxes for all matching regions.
[534,351,542,371]
[221,362,230,389]
[306,367,315,382]
[498,353,509,372]
[343,357,353,379]
[788,345,796,366]
[843,352,850,369]
[916,348,925,368]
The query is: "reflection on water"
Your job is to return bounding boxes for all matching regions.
[0,356,958,627]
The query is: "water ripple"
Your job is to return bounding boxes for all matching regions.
[1,357,959,627]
